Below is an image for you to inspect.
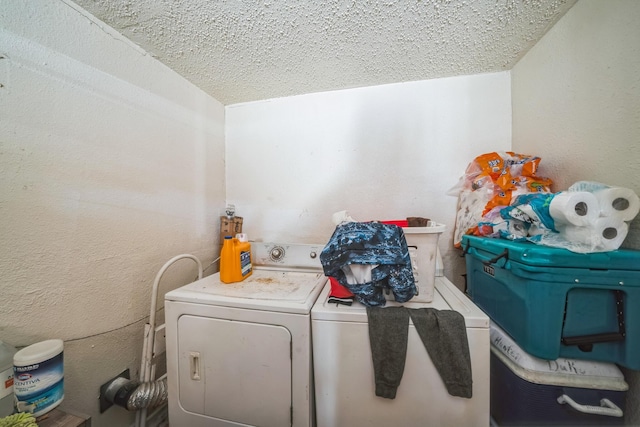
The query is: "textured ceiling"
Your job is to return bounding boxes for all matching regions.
[71,0,577,105]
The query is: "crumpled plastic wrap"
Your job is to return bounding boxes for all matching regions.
[450,154,639,253]
[449,151,553,247]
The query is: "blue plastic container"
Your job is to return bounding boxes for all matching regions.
[462,235,640,370]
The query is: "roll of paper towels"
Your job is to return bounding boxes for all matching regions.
[561,217,629,252]
[549,191,599,227]
[592,186,640,221]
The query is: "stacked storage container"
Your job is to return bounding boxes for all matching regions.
[490,322,627,426]
[462,235,637,426]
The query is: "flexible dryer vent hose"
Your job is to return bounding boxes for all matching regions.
[105,376,168,411]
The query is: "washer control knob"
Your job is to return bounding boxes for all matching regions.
[310,251,317,259]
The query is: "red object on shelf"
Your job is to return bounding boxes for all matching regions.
[380,220,409,227]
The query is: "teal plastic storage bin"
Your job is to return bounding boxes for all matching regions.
[462,235,640,370]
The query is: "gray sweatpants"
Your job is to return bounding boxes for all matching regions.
[366,306,473,399]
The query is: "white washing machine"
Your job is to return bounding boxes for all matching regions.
[311,275,490,427]
[165,243,326,427]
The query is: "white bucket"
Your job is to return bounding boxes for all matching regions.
[403,223,446,303]
[13,339,64,417]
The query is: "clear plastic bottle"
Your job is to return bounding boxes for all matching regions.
[0,340,16,417]
[220,236,252,283]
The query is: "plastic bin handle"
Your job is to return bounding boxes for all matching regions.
[482,249,509,266]
[557,394,623,418]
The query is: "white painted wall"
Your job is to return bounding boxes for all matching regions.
[6,0,637,425]
[0,1,225,425]
[226,72,512,288]
[512,0,640,424]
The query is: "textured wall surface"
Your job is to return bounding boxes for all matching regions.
[512,0,640,424]
[226,72,512,289]
[71,0,576,105]
[0,2,225,425]
[4,0,636,425]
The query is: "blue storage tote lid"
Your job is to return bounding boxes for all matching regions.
[491,322,628,391]
[462,235,640,271]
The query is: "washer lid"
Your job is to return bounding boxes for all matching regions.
[311,276,489,329]
[165,269,326,314]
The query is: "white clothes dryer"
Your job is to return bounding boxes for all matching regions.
[165,243,326,427]
[311,276,490,427]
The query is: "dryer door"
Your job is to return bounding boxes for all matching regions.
[177,314,292,427]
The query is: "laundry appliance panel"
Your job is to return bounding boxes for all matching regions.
[165,243,326,427]
[177,315,292,426]
[312,276,490,427]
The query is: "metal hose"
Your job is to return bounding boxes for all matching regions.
[127,377,168,411]
[105,376,168,411]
